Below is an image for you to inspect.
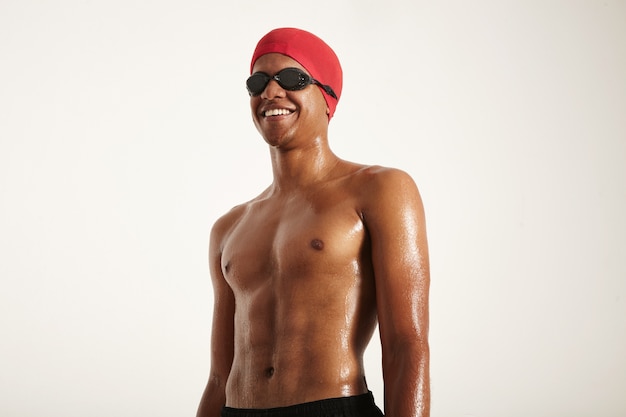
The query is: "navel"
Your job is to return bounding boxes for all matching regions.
[310,238,324,251]
[265,366,275,378]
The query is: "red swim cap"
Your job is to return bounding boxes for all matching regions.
[250,28,343,120]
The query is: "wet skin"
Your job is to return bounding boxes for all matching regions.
[197,54,430,417]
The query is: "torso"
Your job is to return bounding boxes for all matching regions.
[219,163,380,408]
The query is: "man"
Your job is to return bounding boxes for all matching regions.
[197,28,430,417]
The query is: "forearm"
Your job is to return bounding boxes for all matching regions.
[383,343,430,417]
[196,376,226,417]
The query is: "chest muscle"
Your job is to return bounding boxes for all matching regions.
[221,197,367,294]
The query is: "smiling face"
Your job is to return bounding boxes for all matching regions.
[250,53,330,149]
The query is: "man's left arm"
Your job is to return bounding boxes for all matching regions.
[362,167,430,417]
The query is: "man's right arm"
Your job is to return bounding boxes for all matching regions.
[197,217,236,417]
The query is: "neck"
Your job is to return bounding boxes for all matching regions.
[269,138,340,191]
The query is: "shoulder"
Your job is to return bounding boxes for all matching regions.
[356,165,418,189]
[344,165,426,235]
[211,204,245,237]
[209,189,269,251]
[350,165,422,210]
[336,161,418,192]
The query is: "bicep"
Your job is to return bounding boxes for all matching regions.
[208,227,236,383]
[364,169,430,348]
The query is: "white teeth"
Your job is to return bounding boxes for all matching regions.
[264,108,291,117]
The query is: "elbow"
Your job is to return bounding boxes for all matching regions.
[383,336,429,372]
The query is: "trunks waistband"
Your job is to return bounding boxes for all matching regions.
[221,391,382,417]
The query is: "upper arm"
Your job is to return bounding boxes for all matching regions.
[208,216,236,384]
[362,168,430,352]
[197,214,238,417]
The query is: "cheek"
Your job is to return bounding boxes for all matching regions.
[249,96,258,110]
[300,88,327,115]
[250,99,262,130]
[312,90,330,117]
[249,97,261,117]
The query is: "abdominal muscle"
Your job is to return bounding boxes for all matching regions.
[224,271,377,408]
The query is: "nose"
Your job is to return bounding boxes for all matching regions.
[260,79,286,99]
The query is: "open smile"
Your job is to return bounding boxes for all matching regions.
[263,108,294,118]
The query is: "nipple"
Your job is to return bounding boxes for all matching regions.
[310,239,324,251]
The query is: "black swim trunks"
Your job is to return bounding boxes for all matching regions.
[221,391,384,417]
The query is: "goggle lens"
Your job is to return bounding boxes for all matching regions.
[246,68,337,99]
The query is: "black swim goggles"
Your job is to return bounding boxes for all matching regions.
[246,67,337,99]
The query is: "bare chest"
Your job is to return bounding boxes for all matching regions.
[221,195,367,294]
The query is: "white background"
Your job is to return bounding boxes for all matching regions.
[1,1,625,416]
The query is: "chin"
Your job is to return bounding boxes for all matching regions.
[261,127,295,148]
